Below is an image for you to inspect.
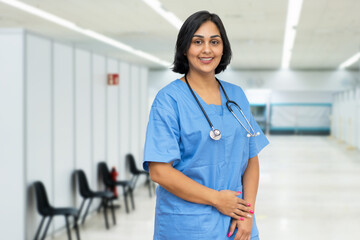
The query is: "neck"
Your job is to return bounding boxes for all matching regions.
[186,71,217,90]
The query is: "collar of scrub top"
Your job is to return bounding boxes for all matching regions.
[184,74,260,139]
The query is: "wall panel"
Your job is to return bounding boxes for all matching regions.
[0,30,25,240]
[92,54,106,189]
[25,33,52,239]
[139,67,148,166]
[118,62,131,179]
[53,42,75,229]
[130,66,140,165]
[74,49,92,189]
[106,58,119,169]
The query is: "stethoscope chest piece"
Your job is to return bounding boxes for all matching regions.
[210,129,221,140]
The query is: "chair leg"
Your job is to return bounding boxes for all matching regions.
[129,188,135,210]
[82,198,93,225]
[41,216,53,240]
[77,199,86,220]
[73,216,81,240]
[122,186,129,213]
[65,215,72,240]
[103,198,109,229]
[147,175,152,197]
[109,199,116,225]
[34,217,46,240]
[152,181,156,195]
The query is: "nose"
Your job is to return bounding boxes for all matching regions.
[202,42,212,54]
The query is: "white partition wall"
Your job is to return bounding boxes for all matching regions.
[0,29,25,240]
[357,88,360,150]
[118,62,131,179]
[0,29,149,240]
[347,90,357,147]
[333,87,360,150]
[332,94,339,138]
[338,92,345,141]
[53,42,75,229]
[106,58,119,169]
[139,67,149,163]
[130,65,141,166]
[25,34,53,238]
[92,54,106,189]
[74,48,92,191]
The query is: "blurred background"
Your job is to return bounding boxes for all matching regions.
[0,0,359,239]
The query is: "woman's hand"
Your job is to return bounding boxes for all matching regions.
[228,217,253,240]
[213,190,252,220]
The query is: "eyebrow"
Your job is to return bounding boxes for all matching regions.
[193,34,221,38]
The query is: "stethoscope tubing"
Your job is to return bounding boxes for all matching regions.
[184,75,259,138]
[184,75,217,132]
[218,80,259,137]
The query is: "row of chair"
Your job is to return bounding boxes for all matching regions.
[33,154,155,240]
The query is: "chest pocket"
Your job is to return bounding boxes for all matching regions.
[179,110,227,167]
[222,107,250,162]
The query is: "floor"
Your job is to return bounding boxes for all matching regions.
[52,136,360,240]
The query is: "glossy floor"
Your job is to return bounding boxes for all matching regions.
[53,136,360,240]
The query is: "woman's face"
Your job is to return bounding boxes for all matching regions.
[186,21,223,76]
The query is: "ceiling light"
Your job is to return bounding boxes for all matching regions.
[142,0,183,30]
[338,52,360,69]
[281,0,303,69]
[0,0,171,67]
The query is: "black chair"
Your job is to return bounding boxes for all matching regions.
[33,181,80,240]
[126,153,156,197]
[76,170,116,229]
[98,162,134,213]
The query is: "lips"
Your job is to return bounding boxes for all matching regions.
[199,57,214,63]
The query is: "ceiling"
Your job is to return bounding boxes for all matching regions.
[0,0,359,70]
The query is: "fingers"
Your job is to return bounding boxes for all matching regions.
[236,232,250,240]
[241,234,251,240]
[234,231,243,240]
[235,203,251,214]
[228,221,236,238]
[230,212,244,221]
[232,209,250,219]
[216,190,253,219]
[237,198,251,207]
[235,190,242,196]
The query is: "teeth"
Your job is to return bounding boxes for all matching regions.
[200,58,213,61]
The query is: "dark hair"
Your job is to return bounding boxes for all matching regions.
[172,11,232,74]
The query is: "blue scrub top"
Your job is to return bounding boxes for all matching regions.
[143,79,269,240]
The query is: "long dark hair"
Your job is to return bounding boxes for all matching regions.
[172,10,232,74]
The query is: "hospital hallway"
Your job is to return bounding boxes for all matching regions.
[51,135,360,240]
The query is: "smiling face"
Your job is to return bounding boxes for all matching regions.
[186,21,224,77]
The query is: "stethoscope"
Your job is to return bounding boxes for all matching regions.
[184,75,260,140]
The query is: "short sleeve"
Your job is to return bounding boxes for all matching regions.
[249,114,269,158]
[143,106,181,171]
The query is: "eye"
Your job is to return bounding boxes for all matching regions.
[211,40,219,45]
[193,39,203,45]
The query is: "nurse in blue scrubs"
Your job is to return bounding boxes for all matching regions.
[143,11,269,240]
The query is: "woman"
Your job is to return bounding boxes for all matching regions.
[143,11,269,240]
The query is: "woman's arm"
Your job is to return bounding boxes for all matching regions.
[242,155,259,210]
[228,155,260,240]
[149,162,251,220]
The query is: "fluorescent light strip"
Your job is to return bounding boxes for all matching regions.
[281,0,303,69]
[0,0,171,67]
[142,0,183,30]
[339,52,360,69]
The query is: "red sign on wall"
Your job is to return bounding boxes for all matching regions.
[108,74,119,85]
